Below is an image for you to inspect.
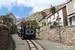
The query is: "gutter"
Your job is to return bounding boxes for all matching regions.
[66,0,72,4]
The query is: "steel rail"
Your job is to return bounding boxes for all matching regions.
[26,39,45,50]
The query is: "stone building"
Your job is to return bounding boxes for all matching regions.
[9,12,16,24]
[66,0,75,26]
[0,13,16,24]
[16,18,25,29]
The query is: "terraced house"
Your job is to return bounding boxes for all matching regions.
[47,4,67,26]
[38,11,49,26]
[66,0,75,26]
[37,3,68,27]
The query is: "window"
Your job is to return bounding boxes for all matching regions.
[49,17,51,21]
[49,23,52,26]
[10,13,12,15]
[53,14,55,19]
[56,19,61,24]
[28,24,30,28]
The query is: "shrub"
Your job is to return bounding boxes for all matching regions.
[42,22,46,26]
[3,26,10,30]
[33,25,41,29]
[64,25,68,26]
[0,21,3,24]
[32,19,36,22]
[59,25,63,27]
[53,21,58,26]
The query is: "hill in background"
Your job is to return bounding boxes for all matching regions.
[25,3,66,22]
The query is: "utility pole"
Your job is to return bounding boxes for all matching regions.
[57,6,61,43]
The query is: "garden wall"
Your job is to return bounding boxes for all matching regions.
[40,25,50,31]
[37,26,75,46]
[0,24,10,50]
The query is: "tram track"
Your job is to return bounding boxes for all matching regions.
[26,39,45,50]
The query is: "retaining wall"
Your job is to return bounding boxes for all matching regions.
[37,26,75,46]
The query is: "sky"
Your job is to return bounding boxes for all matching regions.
[0,0,66,18]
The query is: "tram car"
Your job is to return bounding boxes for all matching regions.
[21,21,36,38]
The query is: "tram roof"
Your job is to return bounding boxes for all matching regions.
[22,21,36,24]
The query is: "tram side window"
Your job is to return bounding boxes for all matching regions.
[31,25,33,29]
[24,25,26,28]
[31,24,35,29]
[28,24,30,28]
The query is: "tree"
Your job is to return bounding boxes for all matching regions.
[1,14,13,26]
[0,21,3,24]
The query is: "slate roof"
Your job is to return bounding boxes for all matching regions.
[38,3,66,22]
[16,18,25,25]
[38,15,43,22]
[47,3,66,19]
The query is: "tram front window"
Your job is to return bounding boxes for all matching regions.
[27,24,30,28]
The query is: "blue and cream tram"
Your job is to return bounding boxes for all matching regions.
[21,21,36,38]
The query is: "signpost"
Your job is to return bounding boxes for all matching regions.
[57,6,61,43]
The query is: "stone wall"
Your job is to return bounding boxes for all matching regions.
[37,26,75,46]
[11,25,17,34]
[40,25,50,31]
[0,24,9,50]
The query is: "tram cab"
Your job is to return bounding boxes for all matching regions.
[21,21,36,38]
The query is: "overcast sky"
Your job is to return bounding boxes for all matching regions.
[0,0,66,18]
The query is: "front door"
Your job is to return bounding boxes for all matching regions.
[72,17,75,25]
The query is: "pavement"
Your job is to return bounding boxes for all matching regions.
[35,38,75,50]
[11,34,29,50]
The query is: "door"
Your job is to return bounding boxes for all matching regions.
[72,17,75,25]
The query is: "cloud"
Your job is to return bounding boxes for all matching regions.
[0,0,17,11]
[0,0,66,13]
[16,16,21,18]
[17,0,66,14]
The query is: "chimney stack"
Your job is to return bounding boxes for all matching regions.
[41,11,46,18]
[51,5,52,8]
[50,5,56,14]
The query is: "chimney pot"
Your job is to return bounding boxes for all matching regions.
[51,5,52,8]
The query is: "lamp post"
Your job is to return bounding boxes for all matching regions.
[57,6,61,43]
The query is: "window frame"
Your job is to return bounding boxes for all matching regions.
[49,17,51,21]
[56,18,61,24]
[53,14,55,20]
[10,13,12,15]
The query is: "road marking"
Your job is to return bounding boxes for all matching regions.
[55,46,74,49]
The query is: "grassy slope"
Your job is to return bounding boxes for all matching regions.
[25,3,66,22]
